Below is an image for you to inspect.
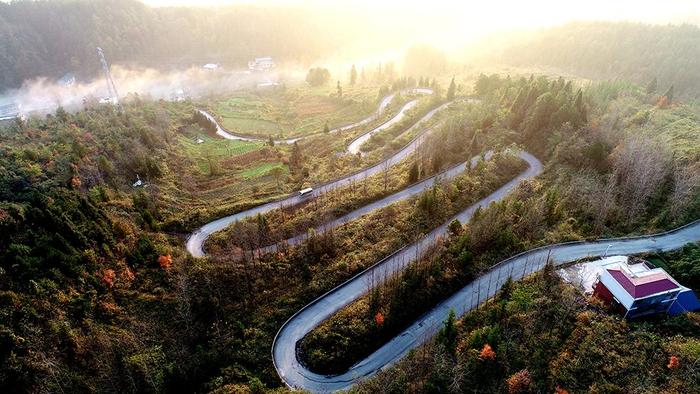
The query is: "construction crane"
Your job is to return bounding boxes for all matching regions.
[96,47,119,105]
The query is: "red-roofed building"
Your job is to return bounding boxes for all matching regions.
[592,257,686,319]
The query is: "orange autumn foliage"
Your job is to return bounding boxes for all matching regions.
[101,269,116,288]
[158,254,173,269]
[507,369,532,394]
[70,175,81,189]
[121,267,135,282]
[554,387,570,394]
[668,355,679,369]
[375,312,385,326]
[479,343,496,361]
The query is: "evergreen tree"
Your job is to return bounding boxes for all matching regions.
[437,309,458,355]
[469,130,480,156]
[499,277,514,301]
[523,92,556,140]
[336,80,343,97]
[290,141,304,170]
[446,76,456,100]
[256,213,270,246]
[306,67,331,86]
[447,219,462,237]
[350,65,357,86]
[646,77,658,94]
[664,85,675,104]
[323,121,330,133]
[408,161,419,183]
[574,89,587,126]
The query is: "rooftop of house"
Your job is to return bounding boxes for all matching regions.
[606,266,680,299]
[560,255,682,300]
[596,256,682,310]
[560,255,699,317]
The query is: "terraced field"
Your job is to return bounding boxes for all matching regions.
[212,86,381,138]
[178,134,264,174]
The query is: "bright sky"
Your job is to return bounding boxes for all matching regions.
[140,0,700,45]
[141,0,700,24]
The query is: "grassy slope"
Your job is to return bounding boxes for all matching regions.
[212,85,380,138]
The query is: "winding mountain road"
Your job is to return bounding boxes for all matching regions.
[271,151,543,392]
[186,95,452,257]
[186,91,700,393]
[198,88,433,145]
[271,178,700,392]
[256,151,495,255]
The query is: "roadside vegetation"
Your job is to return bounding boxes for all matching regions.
[204,102,485,255]
[1,62,699,393]
[173,81,459,234]
[296,74,700,376]
[355,255,700,394]
[207,151,526,261]
[0,99,196,392]
[0,77,469,392]
[162,83,437,233]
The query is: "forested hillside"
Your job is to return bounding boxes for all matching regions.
[475,22,700,97]
[0,0,354,90]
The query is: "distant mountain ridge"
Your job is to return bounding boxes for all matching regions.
[0,0,355,90]
[473,22,700,97]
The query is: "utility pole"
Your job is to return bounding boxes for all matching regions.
[97,47,119,105]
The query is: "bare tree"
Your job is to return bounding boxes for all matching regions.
[671,162,700,219]
[382,159,391,192]
[610,136,671,222]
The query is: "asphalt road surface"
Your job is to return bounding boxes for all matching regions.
[186,98,453,257]
[271,151,543,392]
[185,93,700,393]
[271,157,700,392]
[256,151,496,255]
[198,88,433,145]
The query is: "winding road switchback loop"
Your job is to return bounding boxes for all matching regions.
[187,90,454,257]
[185,90,700,393]
[198,87,434,145]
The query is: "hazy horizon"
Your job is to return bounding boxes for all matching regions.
[140,0,700,47]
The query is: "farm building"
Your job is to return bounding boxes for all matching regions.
[248,57,275,71]
[589,256,700,318]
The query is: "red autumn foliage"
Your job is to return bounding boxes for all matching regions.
[157,254,173,270]
[101,269,116,289]
[374,312,385,326]
[479,343,496,361]
[668,355,680,369]
[507,369,532,394]
[554,387,570,394]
